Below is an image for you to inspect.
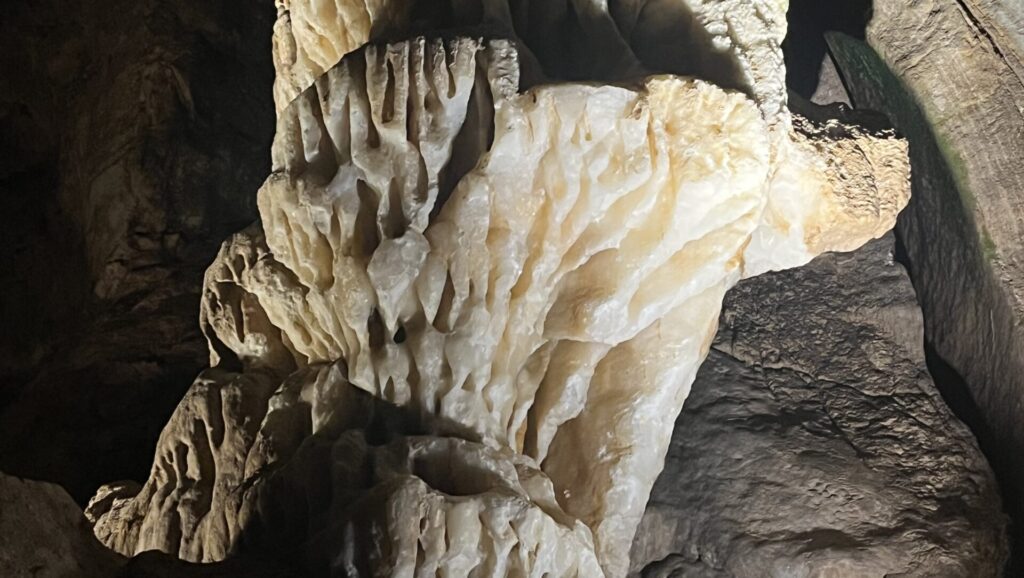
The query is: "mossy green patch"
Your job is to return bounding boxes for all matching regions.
[934,132,974,211]
[981,226,999,263]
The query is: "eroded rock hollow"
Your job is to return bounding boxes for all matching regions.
[85,2,911,576]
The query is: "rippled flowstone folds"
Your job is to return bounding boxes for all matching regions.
[89,4,912,577]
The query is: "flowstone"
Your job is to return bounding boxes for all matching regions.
[90,4,911,577]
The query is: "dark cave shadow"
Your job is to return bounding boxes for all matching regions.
[221,382,518,576]
[616,0,745,92]
[0,0,278,507]
[920,332,1023,577]
[783,0,873,99]
[362,0,749,94]
[118,550,303,578]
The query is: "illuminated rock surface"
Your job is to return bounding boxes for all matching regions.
[90,13,910,574]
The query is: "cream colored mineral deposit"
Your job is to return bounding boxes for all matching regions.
[91,4,910,577]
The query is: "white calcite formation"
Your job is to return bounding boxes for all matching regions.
[90,5,911,578]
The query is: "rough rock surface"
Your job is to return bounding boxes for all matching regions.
[9,2,983,578]
[0,0,276,503]
[629,234,1008,577]
[825,2,1024,563]
[88,9,910,575]
[0,473,121,578]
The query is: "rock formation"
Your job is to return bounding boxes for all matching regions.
[0,473,121,578]
[822,0,1024,566]
[83,3,912,577]
[624,57,1011,573]
[630,233,1008,577]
